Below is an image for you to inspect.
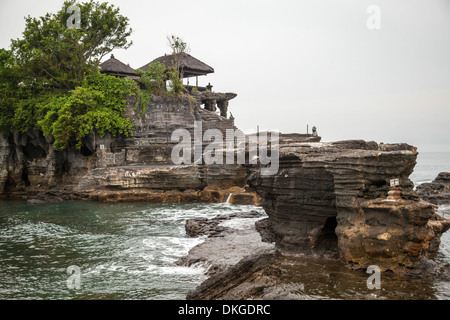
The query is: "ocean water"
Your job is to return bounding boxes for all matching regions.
[0,152,448,300]
[0,201,264,300]
[410,152,450,187]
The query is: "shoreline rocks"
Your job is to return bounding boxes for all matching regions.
[186,252,283,300]
[0,96,237,198]
[416,172,450,205]
[176,211,274,276]
[184,211,265,237]
[181,209,450,300]
[26,191,70,205]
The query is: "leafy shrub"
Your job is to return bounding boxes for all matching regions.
[36,73,138,150]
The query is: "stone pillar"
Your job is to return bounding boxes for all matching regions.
[204,100,217,112]
[217,100,229,118]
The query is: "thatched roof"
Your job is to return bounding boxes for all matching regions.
[139,53,214,78]
[100,55,139,79]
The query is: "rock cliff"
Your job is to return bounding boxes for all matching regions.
[0,95,249,203]
[248,140,450,275]
[182,141,450,300]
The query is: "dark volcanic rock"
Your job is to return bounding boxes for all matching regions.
[186,249,450,300]
[27,191,70,205]
[185,141,450,300]
[186,252,282,300]
[255,218,276,243]
[74,164,247,198]
[185,211,265,237]
[185,218,228,237]
[416,172,450,205]
[0,95,266,204]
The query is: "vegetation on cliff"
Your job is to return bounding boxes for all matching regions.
[135,35,191,114]
[0,1,139,150]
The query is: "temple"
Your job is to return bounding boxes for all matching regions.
[100,55,139,80]
[100,53,237,119]
[140,52,214,92]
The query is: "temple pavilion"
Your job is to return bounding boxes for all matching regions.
[100,53,236,119]
[100,54,140,80]
[139,52,214,92]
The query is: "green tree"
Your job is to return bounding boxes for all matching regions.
[0,1,138,150]
[37,73,138,150]
[10,0,132,91]
[0,49,18,133]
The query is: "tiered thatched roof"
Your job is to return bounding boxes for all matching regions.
[100,55,139,80]
[139,53,214,78]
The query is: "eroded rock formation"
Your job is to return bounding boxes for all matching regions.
[248,140,450,274]
[182,141,450,300]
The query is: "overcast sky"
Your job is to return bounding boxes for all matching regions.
[1,0,449,152]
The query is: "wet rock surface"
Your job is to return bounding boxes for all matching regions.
[183,210,450,300]
[27,191,70,205]
[416,172,450,205]
[255,218,276,243]
[186,249,450,300]
[176,211,274,276]
[186,252,283,300]
[184,211,265,237]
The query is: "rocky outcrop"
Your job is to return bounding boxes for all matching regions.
[27,191,70,205]
[190,91,237,119]
[176,211,274,276]
[73,163,247,198]
[416,172,450,205]
[1,93,321,206]
[183,141,450,300]
[0,95,239,200]
[184,211,265,237]
[338,199,449,274]
[183,206,450,300]
[186,243,450,300]
[248,140,450,275]
[68,163,264,204]
[186,252,282,300]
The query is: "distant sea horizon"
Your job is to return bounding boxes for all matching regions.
[410,151,450,187]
